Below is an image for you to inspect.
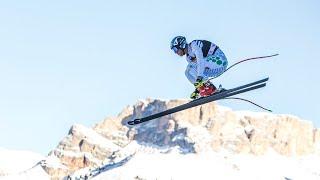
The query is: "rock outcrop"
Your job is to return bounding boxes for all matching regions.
[41,98,320,179]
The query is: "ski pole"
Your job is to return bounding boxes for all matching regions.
[208,53,279,81]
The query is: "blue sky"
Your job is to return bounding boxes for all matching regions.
[0,0,319,155]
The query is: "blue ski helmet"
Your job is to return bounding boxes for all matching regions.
[170,36,187,53]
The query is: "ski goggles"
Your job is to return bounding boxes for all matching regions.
[171,46,179,53]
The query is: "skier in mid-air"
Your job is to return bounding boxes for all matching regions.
[170,36,228,99]
[128,39,274,125]
[128,38,275,125]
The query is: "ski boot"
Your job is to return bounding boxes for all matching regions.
[192,77,217,99]
[197,81,217,97]
[190,89,200,99]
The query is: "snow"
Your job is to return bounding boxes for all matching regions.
[67,141,320,180]
[53,149,104,167]
[90,147,320,180]
[0,165,50,180]
[0,148,50,179]
[2,101,320,179]
[42,155,67,169]
[0,148,44,175]
[3,143,320,180]
[72,124,120,151]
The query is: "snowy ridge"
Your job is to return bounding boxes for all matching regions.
[71,147,320,180]
[0,165,50,180]
[1,99,320,179]
[0,148,44,176]
[66,153,134,180]
[0,148,50,179]
[64,99,320,180]
[42,155,68,170]
[66,141,174,180]
[69,124,120,151]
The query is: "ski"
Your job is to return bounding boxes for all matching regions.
[127,77,269,125]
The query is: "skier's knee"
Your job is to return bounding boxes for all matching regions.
[185,69,196,84]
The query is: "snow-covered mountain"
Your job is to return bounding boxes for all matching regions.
[0,148,50,179]
[1,99,320,180]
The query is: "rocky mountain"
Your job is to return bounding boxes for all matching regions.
[1,98,320,179]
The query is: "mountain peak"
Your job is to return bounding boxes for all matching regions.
[1,99,320,179]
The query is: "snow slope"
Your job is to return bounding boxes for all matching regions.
[92,149,320,180]
[0,148,50,179]
[64,141,320,180]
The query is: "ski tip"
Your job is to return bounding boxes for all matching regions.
[127,118,141,125]
[259,77,269,82]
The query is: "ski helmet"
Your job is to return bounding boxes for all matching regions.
[170,36,187,53]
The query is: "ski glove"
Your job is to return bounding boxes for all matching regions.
[194,76,205,89]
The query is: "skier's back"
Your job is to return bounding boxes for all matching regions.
[170,36,228,99]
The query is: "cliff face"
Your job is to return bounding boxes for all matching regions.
[42,99,320,179]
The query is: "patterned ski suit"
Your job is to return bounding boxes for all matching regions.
[185,40,228,84]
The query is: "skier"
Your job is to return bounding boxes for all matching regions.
[170,36,228,99]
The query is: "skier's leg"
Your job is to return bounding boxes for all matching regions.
[184,63,198,84]
[185,63,217,98]
[194,48,228,96]
[185,63,203,99]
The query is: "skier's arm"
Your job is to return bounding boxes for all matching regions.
[190,41,205,78]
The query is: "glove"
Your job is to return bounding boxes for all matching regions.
[194,76,204,89]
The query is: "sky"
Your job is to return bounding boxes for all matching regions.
[0,0,319,155]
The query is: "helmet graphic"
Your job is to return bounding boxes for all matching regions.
[170,36,187,52]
